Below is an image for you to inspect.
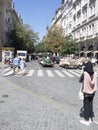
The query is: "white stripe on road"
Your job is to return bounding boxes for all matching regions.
[2,67,11,73]
[75,69,82,74]
[3,70,13,76]
[62,70,74,77]
[68,70,80,77]
[55,70,65,77]
[38,69,43,76]
[26,70,35,76]
[2,67,88,78]
[46,70,54,77]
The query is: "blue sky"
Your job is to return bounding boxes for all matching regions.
[14,0,61,40]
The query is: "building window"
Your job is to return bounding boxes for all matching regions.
[8,18,10,23]
[89,3,95,17]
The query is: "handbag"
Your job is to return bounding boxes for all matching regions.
[78,84,84,100]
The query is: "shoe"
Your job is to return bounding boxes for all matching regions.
[89,118,92,123]
[79,119,90,126]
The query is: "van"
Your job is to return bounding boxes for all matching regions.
[17,50,27,61]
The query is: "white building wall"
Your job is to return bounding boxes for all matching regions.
[51,0,98,51]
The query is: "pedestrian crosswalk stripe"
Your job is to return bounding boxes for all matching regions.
[75,69,82,74]
[38,69,43,76]
[46,70,54,77]
[2,67,11,74]
[68,70,80,77]
[54,70,65,77]
[62,70,74,77]
[4,67,11,71]
[3,70,13,76]
[26,70,35,76]
[2,67,98,78]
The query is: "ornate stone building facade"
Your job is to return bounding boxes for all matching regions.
[0,0,22,60]
[51,0,98,57]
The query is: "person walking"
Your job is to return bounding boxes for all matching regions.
[79,60,97,125]
[13,54,20,74]
[19,58,26,76]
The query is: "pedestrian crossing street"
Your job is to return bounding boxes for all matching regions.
[1,66,98,78]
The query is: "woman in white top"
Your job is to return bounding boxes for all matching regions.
[20,58,26,75]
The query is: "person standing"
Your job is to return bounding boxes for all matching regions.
[79,60,97,125]
[13,54,20,74]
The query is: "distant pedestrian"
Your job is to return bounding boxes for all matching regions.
[13,54,20,74]
[79,60,97,125]
[20,58,26,76]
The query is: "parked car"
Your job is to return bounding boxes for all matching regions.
[75,58,83,69]
[40,57,54,67]
[59,57,80,69]
[50,56,60,64]
[54,56,60,64]
[64,59,79,69]
[59,58,67,67]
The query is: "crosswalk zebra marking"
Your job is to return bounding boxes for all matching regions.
[75,69,82,74]
[38,69,43,76]
[2,67,11,74]
[68,70,80,77]
[2,66,98,78]
[3,70,13,76]
[1,66,13,76]
[54,70,65,77]
[26,70,35,76]
[46,70,54,77]
[62,70,74,77]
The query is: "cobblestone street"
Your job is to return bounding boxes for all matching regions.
[0,72,98,130]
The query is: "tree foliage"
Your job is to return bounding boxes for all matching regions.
[44,25,66,54]
[35,42,46,53]
[61,37,79,55]
[9,22,39,53]
[32,24,79,56]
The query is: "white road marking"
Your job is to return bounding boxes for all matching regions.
[38,69,43,76]
[46,70,54,77]
[68,70,80,77]
[55,70,65,77]
[62,70,74,77]
[26,70,35,76]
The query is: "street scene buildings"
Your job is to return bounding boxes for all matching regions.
[0,1,98,129]
[51,0,98,58]
[1,0,98,61]
[0,0,22,61]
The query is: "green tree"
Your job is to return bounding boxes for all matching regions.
[9,22,39,53]
[35,42,46,53]
[61,37,79,56]
[44,25,66,55]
